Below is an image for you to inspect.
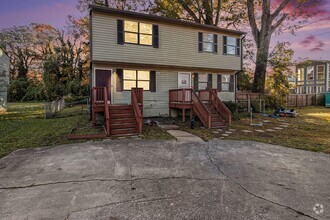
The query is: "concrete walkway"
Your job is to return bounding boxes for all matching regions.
[0,140,329,220]
[166,130,204,142]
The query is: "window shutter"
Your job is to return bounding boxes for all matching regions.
[217,74,222,92]
[117,20,124,45]
[150,71,156,92]
[198,32,203,52]
[207,74,212,89]
[229,75,235,92]
[152,25,159,48]
[236,38,240,56]
[223,36,227,55]
[116,69,123,91]
[193,73,199,92]
[213,34,218,54]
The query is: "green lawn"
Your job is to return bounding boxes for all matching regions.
[0,103,88,158]
[180,106,330,154]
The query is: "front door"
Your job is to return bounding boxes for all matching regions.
[178,72,191,89]
[95,69,111,101]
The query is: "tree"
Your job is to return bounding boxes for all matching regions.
[152,0,222,26]
[247,0,323,93]
[266,42,294,106]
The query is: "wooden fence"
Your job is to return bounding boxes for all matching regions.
[286,94,324,107]
[237,92,324,109]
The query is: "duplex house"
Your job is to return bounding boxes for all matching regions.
[295,60,330,94]
[89,6,245,136]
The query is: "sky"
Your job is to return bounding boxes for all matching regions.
[0,0,329,61]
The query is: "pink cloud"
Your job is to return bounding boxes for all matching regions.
[299,36,316,47]
[310,47,324,52]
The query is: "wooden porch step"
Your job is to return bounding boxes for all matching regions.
[111,118,137,123]
[111,123,138,129]
[110,127,139,136]
[110,114,135,119]
[109,105,132,110]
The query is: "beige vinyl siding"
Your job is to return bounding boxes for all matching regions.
[112,70,178,117]
[92,12,241,71]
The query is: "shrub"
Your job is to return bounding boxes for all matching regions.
[8,78,29,101]
[223,101,238,113]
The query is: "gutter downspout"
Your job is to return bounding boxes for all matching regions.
[89,8,93,118]
[235,35,246,103]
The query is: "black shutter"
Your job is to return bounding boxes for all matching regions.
[213,34,218,54]
[117,20,124,45]
[116,69,123,91]
[152,25,159,48]
[217,74,222,92]
[198,32,203,52]
[236,38,240,56]
[150,71,156,92]
[207,74,212,89]
[229,75,235,92]
[193,73,199,92]
[223,36,227,55]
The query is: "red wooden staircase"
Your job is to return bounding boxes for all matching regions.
[169,89,232,128]
[92,87,143,137]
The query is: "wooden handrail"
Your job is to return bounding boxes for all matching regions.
[103,87,110,136]
[131,88,143,134]
[210,90,232,127]
[191,91,212,128]
[169,88,193,103]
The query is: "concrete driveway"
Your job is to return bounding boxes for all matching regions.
[0,139,329,220]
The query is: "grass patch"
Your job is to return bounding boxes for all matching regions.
[142,125,175,140]
[172,107,330,153]
[0,103,89,158]
[227,107,330,153]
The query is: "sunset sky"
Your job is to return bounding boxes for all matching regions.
[0,0,329,61]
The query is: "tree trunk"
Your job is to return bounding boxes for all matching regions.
[252,45,269,93]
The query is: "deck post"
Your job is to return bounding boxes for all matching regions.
[182,108,185,122]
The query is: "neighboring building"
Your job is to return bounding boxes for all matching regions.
[295,60,330,94]
[0,48,10,110]
[89,6,245,136]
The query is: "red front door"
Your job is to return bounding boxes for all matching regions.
[95,69,111,101]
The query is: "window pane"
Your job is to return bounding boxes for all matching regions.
[125,21,138,32]
[227,37,236,46]
[307,66,314,83]
[140,23,152,34]
[140,34,152,45]
[222,83,230,91]
[138,71,150,80]
[138,81,150,90]
[203,34,213,42]
[124,80,136,90]
[297,68,304,81]
[124,70,136,80]
[226,46,236,55]
[198,82,208,90]
[125,32,138,44]
[199,73,208,83]
[203,42,213,52]
[317,65,325,80]
[222,75,230,83]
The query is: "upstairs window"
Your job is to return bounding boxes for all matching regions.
[317,65,325,84]
[124,21,152,45]
[297,68,305,85]
[198,33,218,53]
[306,66,314,85]
[117,20,159,48]
[223,36,240,56]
